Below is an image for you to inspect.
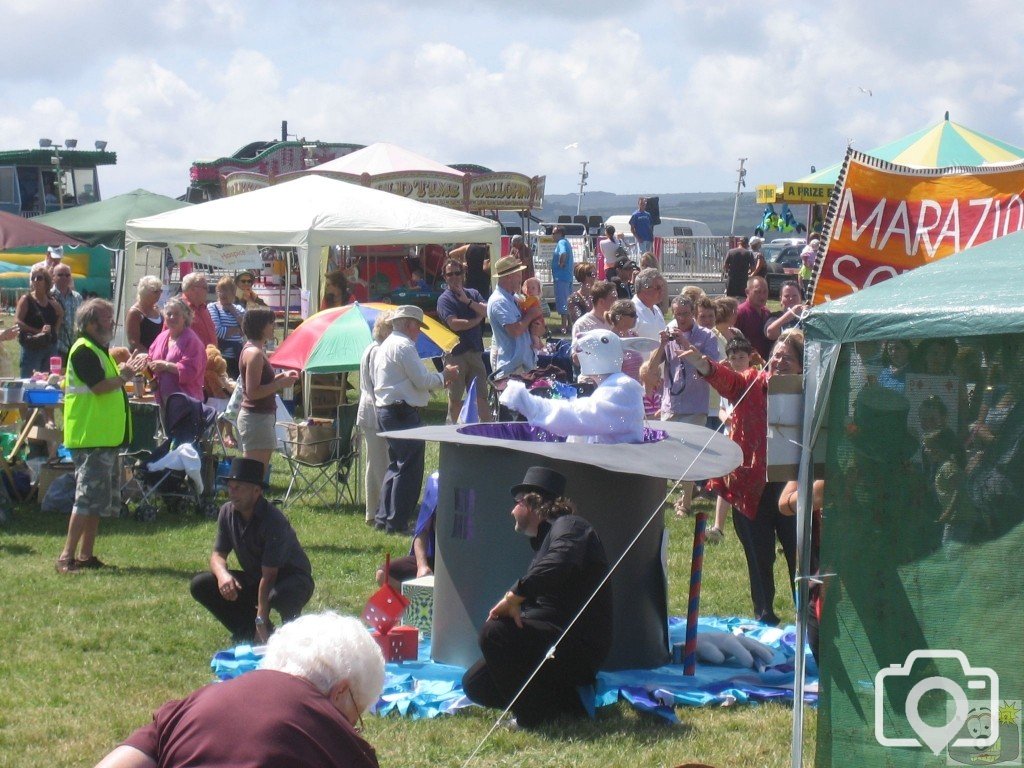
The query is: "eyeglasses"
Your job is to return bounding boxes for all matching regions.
[349,689,364,733]
[445,270,464,277]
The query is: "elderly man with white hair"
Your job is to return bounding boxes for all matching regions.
[631,267,668,341]
[180,271,217,348]
[92,612,385,768]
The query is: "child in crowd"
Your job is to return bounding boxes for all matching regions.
[606,299,643,383]
[707,334,754,544]
[639,359,662,419]
[922,427,978,552]
[407,269,429,291]
[519,277,550,318]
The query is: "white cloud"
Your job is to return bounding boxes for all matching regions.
[2,0,1022,200]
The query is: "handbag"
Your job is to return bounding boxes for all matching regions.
[284,418,336,463]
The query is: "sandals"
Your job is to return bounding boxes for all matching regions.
[76,556,106,569]
[55,556,79,574]
[673,499,692,518]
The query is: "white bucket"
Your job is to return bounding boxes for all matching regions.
[1,380,25,404]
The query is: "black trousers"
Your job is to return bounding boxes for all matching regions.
[190,569,314,641]
[731,482,796,625]
[375,403,425,534]
[462,617,600,728]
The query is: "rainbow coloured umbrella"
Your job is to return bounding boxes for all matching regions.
[268,302,459,374]
[798,113,1024,186]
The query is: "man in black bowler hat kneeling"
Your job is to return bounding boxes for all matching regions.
[190,457,314,643]
[462,466,613,728]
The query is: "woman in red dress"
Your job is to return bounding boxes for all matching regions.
[677,329,804,625]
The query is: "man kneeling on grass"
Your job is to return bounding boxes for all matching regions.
[93,612,383,768]
[462,467,613,728]
[189,457,314,644]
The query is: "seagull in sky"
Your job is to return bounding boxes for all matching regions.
[564,142,579,150]
[858,87,873,96]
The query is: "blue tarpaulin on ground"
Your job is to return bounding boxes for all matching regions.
[210,615,818,722]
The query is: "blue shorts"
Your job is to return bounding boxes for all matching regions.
[554,280,572,315]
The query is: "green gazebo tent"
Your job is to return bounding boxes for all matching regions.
[33,189,189,249]
[790,231,1024,766]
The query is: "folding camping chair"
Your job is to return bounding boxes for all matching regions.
[278,402,359,509]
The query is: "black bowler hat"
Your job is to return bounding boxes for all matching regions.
[221,457,268,488]
[510,466,567,501]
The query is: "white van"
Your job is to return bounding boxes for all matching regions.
[603,215,713,241]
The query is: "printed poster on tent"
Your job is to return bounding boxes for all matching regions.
[169,243,263,270]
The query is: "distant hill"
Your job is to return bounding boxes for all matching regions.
[531,191,768,237]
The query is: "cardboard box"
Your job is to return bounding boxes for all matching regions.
[371,625,419,662]
[38,462,74,500]
[401,575,435,637]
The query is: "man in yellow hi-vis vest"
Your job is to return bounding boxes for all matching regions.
[56,299,143,574]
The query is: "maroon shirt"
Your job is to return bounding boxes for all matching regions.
[124,669,378,768]
[734,299,772,360]
[185,297,218,349]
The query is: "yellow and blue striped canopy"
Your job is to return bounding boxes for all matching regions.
[800,116,1024,186]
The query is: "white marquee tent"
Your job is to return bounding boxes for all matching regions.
[120,174,501,332]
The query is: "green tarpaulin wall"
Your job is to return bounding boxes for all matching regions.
[797,233,1024,767]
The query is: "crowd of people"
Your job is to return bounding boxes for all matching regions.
[27,222,1017,767]
[33,232,823,762]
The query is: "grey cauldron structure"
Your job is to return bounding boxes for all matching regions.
[388,421,742,671]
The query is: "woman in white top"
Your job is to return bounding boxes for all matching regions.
[357,311,394,522]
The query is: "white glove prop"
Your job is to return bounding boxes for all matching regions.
[498,379,534,417]
[695,631,775,671]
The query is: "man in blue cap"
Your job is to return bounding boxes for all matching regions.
[190,457,314,643]
[462,466,612,728]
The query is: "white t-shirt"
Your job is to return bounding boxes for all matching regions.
[632,296,667,340]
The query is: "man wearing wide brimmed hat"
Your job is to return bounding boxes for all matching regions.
[462,466,612,728]
[371,305,459,534]
[190,457,314,643]
[486,255,543,379]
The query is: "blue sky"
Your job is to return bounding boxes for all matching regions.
[3,0,1022,200]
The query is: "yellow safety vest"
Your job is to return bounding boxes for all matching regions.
[64,336,132,449]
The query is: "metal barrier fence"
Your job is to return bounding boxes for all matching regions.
[658,236,729,278]
[533,235,728,283]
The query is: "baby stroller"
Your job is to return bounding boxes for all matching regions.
[124,393,226,521]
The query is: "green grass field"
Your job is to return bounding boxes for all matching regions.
[0,306,816,768]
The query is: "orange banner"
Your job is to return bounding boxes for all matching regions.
[810,150,1024,304]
